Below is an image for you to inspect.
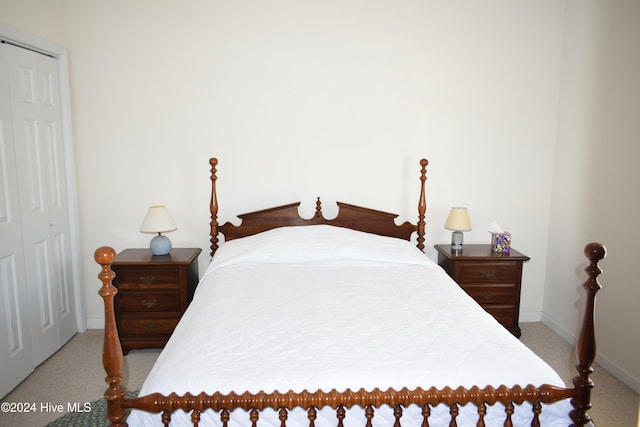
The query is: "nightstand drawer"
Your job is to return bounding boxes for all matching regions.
[118,316,180,335]
[459,284,517,305]
[457,262,519,283]
[114,268,181,289]
[116,290,181,312]
[481,305,517,326]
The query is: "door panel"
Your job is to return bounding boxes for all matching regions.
[0,42,35,398]
[7,43,61,366]
[36,52,75,343]
[0,254,34,396]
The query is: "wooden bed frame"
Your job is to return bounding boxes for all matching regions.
[95,157,605,427]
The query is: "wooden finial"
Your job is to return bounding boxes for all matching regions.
[95,246,116,266]
[315,197,323,218]
[584,242,606,264]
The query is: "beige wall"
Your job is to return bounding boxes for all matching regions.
[2,0,637,392]
[545,0,640,393]
[62,0,564,324]
[0,0,65,44]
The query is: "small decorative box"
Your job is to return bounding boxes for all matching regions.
[491,232,511,254]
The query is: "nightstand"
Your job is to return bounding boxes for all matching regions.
[434,244,530,337]
[111,248,201,354]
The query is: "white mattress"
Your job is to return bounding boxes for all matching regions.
[127,225,571,426]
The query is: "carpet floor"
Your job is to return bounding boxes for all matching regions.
[0,323,637,426]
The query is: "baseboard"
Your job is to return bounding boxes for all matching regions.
[542,314,640,395]
[86,317,105,329]
[595,352,640,395]
[540,313,576,344]
[519,311,542,323]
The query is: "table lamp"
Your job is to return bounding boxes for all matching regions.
[140,206,177,255]
[444,207,471,250]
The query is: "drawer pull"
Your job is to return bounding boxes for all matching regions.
[140,276,156,284]
[141,298,158,309]
[481,270,496,279]
[480,292,494,301]
[143,322,159,330]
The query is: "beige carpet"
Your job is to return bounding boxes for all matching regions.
[0,323,637,427]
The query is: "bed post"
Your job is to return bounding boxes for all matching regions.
[570,242,606,426]
[95,246,128,427]
[417,158,428,251]
[210,157,219,257]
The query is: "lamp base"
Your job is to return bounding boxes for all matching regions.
[451,230,464,250]
[150,234,172,256]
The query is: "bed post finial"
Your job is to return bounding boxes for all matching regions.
[95,246,128,427]
[417,159,428,250]
[210,158,219,257]
[315,197,323,218]
[570,242,606,426]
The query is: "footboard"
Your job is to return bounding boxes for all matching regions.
[121,385,577,426]
[95,243,606,427]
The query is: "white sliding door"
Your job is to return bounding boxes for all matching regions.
[0,41,78,397]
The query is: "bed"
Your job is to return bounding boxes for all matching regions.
[95,157,605,427]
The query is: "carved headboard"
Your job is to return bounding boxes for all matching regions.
[208,158,428,257]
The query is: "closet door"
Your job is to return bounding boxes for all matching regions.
[36,49,77,350]
[0,42,35,398]
[1,42,77,370]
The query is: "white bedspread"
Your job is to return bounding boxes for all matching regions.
[127,225,572,427]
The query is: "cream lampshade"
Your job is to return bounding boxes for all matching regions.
[444,207,471,250]
[140,206,177,256]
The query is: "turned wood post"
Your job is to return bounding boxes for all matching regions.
[315,197,323,218]
[570,242,606,426]
[95,246,128,427]
[416,158,428,251]
[210,157,219,257]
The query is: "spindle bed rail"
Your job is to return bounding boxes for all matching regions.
[95,157,605,427]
